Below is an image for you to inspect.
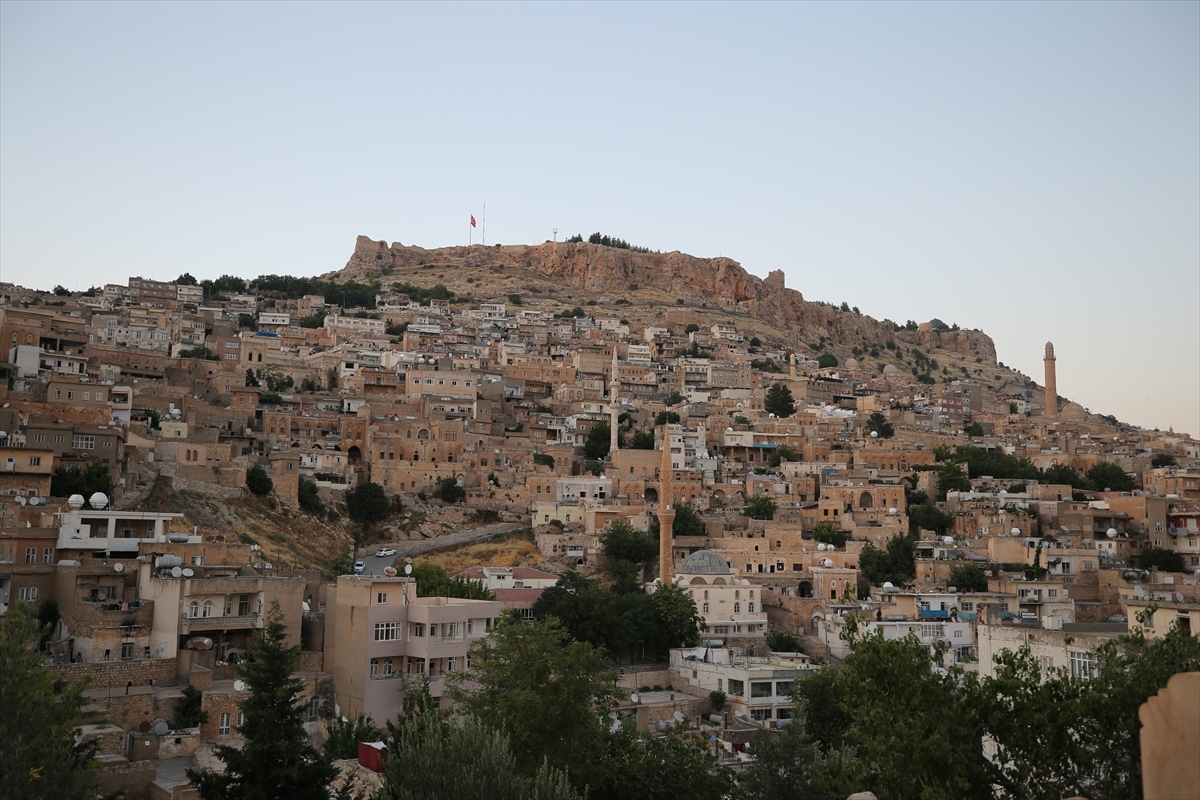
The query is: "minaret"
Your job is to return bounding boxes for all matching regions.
[609,346,620,457]
[1044,342,1058,418]
[658,423,676,585]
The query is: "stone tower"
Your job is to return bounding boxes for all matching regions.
[658,424,675,585]
[609,346,620,457]
[1044,342,1058,418]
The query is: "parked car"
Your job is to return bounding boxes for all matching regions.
[375,548,397,557]
[353,561,365,574]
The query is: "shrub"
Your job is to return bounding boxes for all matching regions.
[246,466,273,497]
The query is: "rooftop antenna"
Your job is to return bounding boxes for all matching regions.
[552,227,557,243]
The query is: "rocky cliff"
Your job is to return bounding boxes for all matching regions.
[336,236,997,363]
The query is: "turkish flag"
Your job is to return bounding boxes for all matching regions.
[470,215,477,228]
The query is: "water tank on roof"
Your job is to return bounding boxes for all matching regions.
[155,555,182,569]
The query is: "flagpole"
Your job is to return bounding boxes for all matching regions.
[482,202,486,246]
[469,215,472,247]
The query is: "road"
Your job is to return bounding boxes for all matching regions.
[355,522,525,576]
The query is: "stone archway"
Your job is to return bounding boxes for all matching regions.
[859,491,874,509]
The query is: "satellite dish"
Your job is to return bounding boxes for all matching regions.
[673,711,685,723]
[234,680,246,692]
[16,496,25,506]
[734,710,744,718]
[404,564,412,575]
[170,566,182,578]
[29,496,41,506]
[1176,592,1185,603]
[182,568,194,577]
[68,494,86,509]
[630,693,640,704]
[823,558,834,568]
[205,535,216,543]
[89,492,109,509]
[944,536,955,545]
[883,582,895,589]
[816,543,826,551]
[1011,527,1021,536]
[384,567,397,576]
[1135,586,1147,599]
[114,562,124,573]
[870,430,879,438]
[153,720,169,736]
[888,507,897,516]
[1107,528,1118,539]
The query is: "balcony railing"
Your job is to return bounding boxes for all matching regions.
[183,613,263,630]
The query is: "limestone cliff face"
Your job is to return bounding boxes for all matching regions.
[338,236,997,363]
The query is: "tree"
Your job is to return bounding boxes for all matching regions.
[50,459,114,501]
[765,625,803,653]
[649,582,702,657]
[377,710,580,800]
[245,465,273,497]
[345,482,389,525]
[327,549,355,579]
[649,501,706,538]
[949,563,990,592]
[189,603,338,800]
[709,690,727,714]
[176,272,198,285]
[811,520,849,548]
[431,476,466,504]
[655,410,681,425]
[599,522,657,568]
[684,324,700,334]
[858,533,916,587]
[534,453,556,468]
[665,390,686,406]
[446,613,620,788]
[298,476,324,514]
[935,464,972,500]
[1138,547,1186,572]
[52,284,71,296]
[584,422,612,460]
[764,383,796,417]
[411,562,493,600]
[532,572,640,657]
[767,443,800,467]
[322,712,382,760]
[0,602,98,800]
[171,683,209,729]
[865,411,894,438]
[598,723,733,800]
[1087,461,1137,492]
[817,352,839,368]
[1150,453,1177,468]
[743,494,778,519]
[628,430,655,449]
[749,336,762,348]
[964,421,985,437]
[245,368,261,387]
[738,700,855,800]
[907,499,953,534]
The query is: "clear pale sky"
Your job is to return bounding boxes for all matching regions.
[2,2,1197,436]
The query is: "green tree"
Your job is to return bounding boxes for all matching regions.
[532,572,639,656]
[50,459,114,501]
[949,562,990,592]
[298,476,324,513]
[599,522,657,568]
[345,481,390,525]
[649,582,702,657]
[749,336,762,348]
[176,272,198,285]
[655,410,681,425]
[171,684,209,729]
[858,533,916,587]
[1087,461,1137,492]
[628,430,655,449]
[684,324,700,334]
[649,500,706,538]
[533,452,556,468]
[665,390,686,406]
[189,603,337,800]
[327,549,355,579]
[738,700,855,800]
[599,723,733,800]
[584,422,612,459]
[935,464,972,500]
[1150,453,1177,468]
[811,520,850,547]
[377,710,580,800]
[432,476,466,504]
[709,690,727,714]
[817,352,839,368]
[245,368,260,387]
[865,411,894,438]
[908,499,954,534]
[446,613,619,788]
[964,421,985,437]
[411,562,493,600]
[767,443,800,467]
[0,603,98,800]
[743,494,778,519]
[1042,463,1094,491]
[765,625,803,653]
[1138,547,1186,572]
[764,383,796,417]
[245,465,273,497]
[322,712,382,760]
[793,665,852,752]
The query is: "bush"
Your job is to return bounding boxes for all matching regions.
[432,476,466,504]
[948,563,989,592]
[246,466,273,497]
[1139,547,1186,573]
[346,482,390,525]
[533,453,555,468]
[297,477,323,513]
[817,352,838,368]
[811,521,849,547]
[743,495,777,520]
[655,411,681,426]
[765,626,803,653]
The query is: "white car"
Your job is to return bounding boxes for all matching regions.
[375,548,397,558]
[353,561,365,574]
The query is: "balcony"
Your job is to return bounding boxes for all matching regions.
[182,613,263,632]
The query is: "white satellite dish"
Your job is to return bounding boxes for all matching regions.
[1134,586,1146,599]
[888,507,897,516]
[404,564,412,575]
[673,711,685,723]
[630,693,640,704]
[1107,528,1118,539]
[113,562,124,573]
[870,430,879,438]
[734,710,744,718]
[182,568,194,577]
[170,566,182,578]
[16,496,25,506]
[29,496,41,506]
[89,492,109,510]
[68,494,86,509]
[943,536,955,545]
[823,558,834,568]
[234,680,246,692]
[1011,528,1021,536]
[816,543,826,552]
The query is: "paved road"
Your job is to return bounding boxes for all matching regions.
[355,522,525,576]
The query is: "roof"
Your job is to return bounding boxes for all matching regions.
[679,550,732,575]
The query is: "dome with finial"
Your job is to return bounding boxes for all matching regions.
[1061,402,1086,421]
[679,550,733,575]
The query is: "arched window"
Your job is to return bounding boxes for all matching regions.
[748,602,755,613]
[189,601,199,617]
[702,603,710,614]
[703,590,709,600]
[202,600,213,617]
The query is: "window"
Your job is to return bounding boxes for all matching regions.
[19,586,37,601]
[202,600,213,617]
[72,434,95,450]
[54,435,64,444]
[25,547,36,563]
[374,622,401,641]
[409,623,425,639]
[748,602,755,613]
[448,657,457,672]
[28,456,41,466]
[776,707,793,720]
[734,602,741,613]
[751,682,773,698]
[702,603,710,614]
[237,712,245,730]
[219,713,231,735]
[54,390,61,399]
[1070,651,1095,681]
[310,698,321,720]
[43,547,53,564]
[189,601,199,618]
[727,679,744,696]
[751,708,772,721]
[776,681,793,696]
[121,643,134,660]
[33,434,45,443]
[377,592,388,605]
[83,391,90,401]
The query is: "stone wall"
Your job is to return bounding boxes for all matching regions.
[298,650,324,672]
[97,756,156,800]
[43,657,178,688]
[171,475,247,499]
[86,691,183,732]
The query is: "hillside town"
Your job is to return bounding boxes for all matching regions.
[2,260,1198,799]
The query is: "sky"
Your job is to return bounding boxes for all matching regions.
[2,2,1197,436]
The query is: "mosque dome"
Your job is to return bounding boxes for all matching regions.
[1061,402,1087,421]
[679,550,733,575]
[882,364,900,375]
[845,358,860,370]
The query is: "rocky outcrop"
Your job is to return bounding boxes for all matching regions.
[336,236,997,363]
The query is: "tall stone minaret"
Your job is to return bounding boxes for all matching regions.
[609,345,620,457]
[657,423,676,585]
[1044,342,1058,418]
